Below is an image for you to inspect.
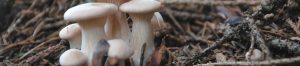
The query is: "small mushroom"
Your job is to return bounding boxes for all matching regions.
[59,49,88,66]
[120,0,161,66]
[245,49,263,61]
[59,23,81,49]
[64,3,118,66]
[106,39,134,66]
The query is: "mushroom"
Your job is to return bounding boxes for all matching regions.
[92,39,133,66]
[59,49,88,66]
[64,3,118,65]
[104,12,130,40]
[120,0,161,66]
[106,39,134,66]
[59,23,82,49]
[97,0,130,41]
[245,49,263,61]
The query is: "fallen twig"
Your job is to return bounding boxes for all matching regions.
[287,19,300,36]
[161,0,262,6]
[24,40,65,63]
[249,18,272,60]
[19,37,59,60]
[164,8,185,34]
[6,14,25,33]
[186,24,212,44]
[164,9,203,20]
[24,11,45,28]
[32,21,45,37]
[259,29,289,39]
[194,56,300,66]
[0,37,36,55]
[189,27,229,64]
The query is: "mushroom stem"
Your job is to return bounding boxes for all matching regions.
[120,0,161,65]
[101,0,130,41]
[68,37,82,49]
[105,12,129,40]
[79,18,107,54]
[118,12,130,42]
[105,15,121,39]
[78,18,107,66]
[130,13,155,66]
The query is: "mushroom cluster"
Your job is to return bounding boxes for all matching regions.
[59,0,164,66]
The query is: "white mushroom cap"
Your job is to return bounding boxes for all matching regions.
[245,49,263,61]
[59,49,88,66]
[59,23,82,49]
[107,39,134,60]
[120,0,161,13]
[64,3,118,21]
[59,23,81,40]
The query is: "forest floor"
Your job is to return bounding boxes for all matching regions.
[1,0,300,66]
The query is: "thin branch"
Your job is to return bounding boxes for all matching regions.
[186,23,213,44]
[19,37,59,60]
[194,56,300,66]
[249,18,272,60]
[161,0,262,6]
[164,8,185,34]
[24,41,65,63]
[287,19,300,36]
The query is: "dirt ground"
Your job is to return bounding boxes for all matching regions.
[1,0,300,66]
